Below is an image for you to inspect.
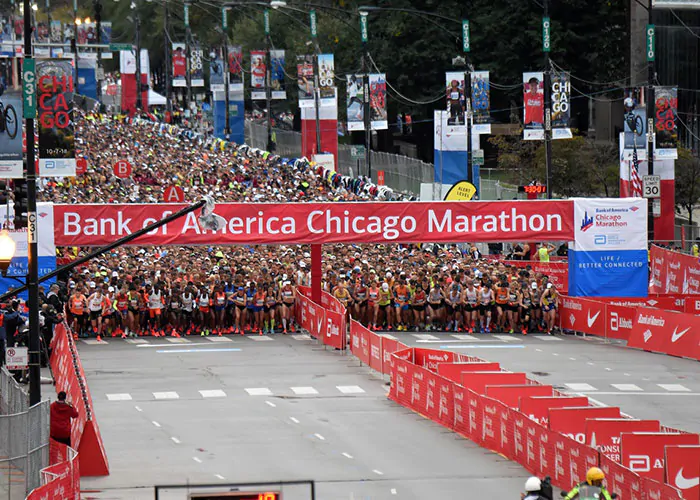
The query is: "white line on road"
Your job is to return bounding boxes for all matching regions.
[206,337,233,343]
[586,396,609,408]
[171,437,181,444]
[193,457,202,463]
[153,392,180,400]
[493,335,516,342]
[81,339,108,345]
[533,336,562,341]
[337,385,365,394]
[291,386,319,395]
[412,334,438,340]
[265,401,277,407]
[152,421,161,428]
[106,393,132,401]
[575,392,700,396]
[292,334,312,340]
[134,406,143,412]
[569,358,576,361]
[605,368,613,372]
[249,336,274,341]
[215,474,225,480]
[245,388,273,396]
[657,384,691,392]
[314,433,325,441]
[373,470,384,475]
[342,452,353,459]
[552,353,559,356]
[125,338,149,344]
[624,373,631,377]
[137,343,210,347]
[199,390,226,398]
[289,417,300,424]
[611,384,643,391]
[587,362,595,366]
[166,338,191,344]
[565,383,597,391]
[535,348,543,352]
[391,489,397,495]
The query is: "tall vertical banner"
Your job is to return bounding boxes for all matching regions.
[318,54,335,106]
[0,85,23,178]
[523,72,544,140]
[269,49,286,100]
[37,59,76,176]
[172,43,186,87]
[209,49,225,92]
[346,74,364,131]
[654,86,678,159]
[297,55,314,108]
[622,87,647,156]
[190,46,204,87]
[50,20,62,43]
[568,198,648,297]
[119,50,149,113]
[434,110,468,185]
[551,71,572,139]
[471,70,491,134]
[227,45,243,92]
[250,50,266,100]
[369,73,387,130]
[445,71,466,126]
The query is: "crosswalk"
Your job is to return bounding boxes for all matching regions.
[105,384,369,402]
[564,382,695,393]
[81,334,314,346]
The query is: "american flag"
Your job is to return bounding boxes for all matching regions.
[630,146,643,197]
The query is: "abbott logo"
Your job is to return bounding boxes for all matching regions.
[610,312,619,331]
[629,455,650,472]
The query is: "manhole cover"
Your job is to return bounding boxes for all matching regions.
[531,371,550,376]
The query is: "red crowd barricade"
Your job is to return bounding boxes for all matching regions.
[435,361,502,382]
[460,371,527,394]
[620,432,700,483]
[559,296,606,336]
[548,406,622,445]
[369,332,382,373]
[664,445,700,500]
[27,445,80,499]
[585,419,661,462]
[599,453,645,500]
[643,477,684,500]
[627,308,700,361]
[519,396,589,426]
[484,384,553,408]
[605,304,637,340]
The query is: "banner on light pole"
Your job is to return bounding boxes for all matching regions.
[227,45,243,92]
[445,71,466,127]
[369,73,387,130]
[270,49,286,100]
[250,50,266,100]
[654,86,678,159]
[318,53,335,106]
[190,45,204,87]
[297,55,314,108]
[471,70,491,134]
[210,50,225,92]
[523,71,544,140]
[172,43,186,87]
[551,71,572,139]
[346,74,364,131]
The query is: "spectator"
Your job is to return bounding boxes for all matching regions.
[4,301,22,346]
[50,391,79,447]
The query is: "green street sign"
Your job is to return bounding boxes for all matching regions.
[109,43,132,51]
[360,13,368,43]
[264,9,270,35]
[647,24,655,61]
[350,145,366,159]
[473,149,484,166]
[222,7,228,29]
[310,9,318,38]
[462,20,470,53]
[184,3,190,27]
[22,58,36,119]
[542,17,551,52]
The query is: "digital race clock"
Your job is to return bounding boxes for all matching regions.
[518,185,547,195]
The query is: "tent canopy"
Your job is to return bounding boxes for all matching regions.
[148,89,167,106]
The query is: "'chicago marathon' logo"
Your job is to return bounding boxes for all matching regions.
[580,211,594,232]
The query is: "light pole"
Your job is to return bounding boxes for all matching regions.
[263,8,273,151]
[543,0,553,199]
[646,0,655,240]
[359,10,371,177]
[22,0,41,406]
[184,1,192,109]
[164,0,172,113]
[72,0,80,95]
[222,6,230,139]
[94,0,102,103]
[130,1,142,110]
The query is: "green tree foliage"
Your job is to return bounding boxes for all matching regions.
[675,148,700,226]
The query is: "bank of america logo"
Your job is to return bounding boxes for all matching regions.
[630,206,640,212]
[643,329,653,343]
[581,211,594,232]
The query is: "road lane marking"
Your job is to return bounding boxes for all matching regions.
[199,390,226,398]
[249,336,274,341]
[245,388,273,396]
[533,336,562,341]
[571,392,700,396]
[215,474,225,480]
[412,334,438,340]
[565,383,597,391]
[291,386,318,395]
[493,335,516,342]
[106,393,132,401]
[373,470,384,475]
[292,334,312,340]
[290,417,300,424]
[137,343,210,347]
[342,452,353,459]
[171,437,181,444]
[314,433,325,441]
[206,337,233,342]
[193,457,202,463]
[156,348,241,353]
[265,401,277,407]
[658,384,691,392]
[153,392,179,400]
[134,406,143,412]
[166,338,191,344]
[441,345,524,349]
[611,384,643,391]
[337,385,365,394]
[391,489,397,495]
[125,338,149,344]
[152,421,161,428]
[81,338,108,345]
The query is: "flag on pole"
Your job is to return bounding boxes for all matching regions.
[631,146,643,197]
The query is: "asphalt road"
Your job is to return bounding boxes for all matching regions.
[77,334,530,500]
[393,331,700,434]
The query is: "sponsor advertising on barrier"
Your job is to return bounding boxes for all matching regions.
[644,477,684,500]
[27,445,80,499]
[504,260,569,294]
[650,244,700,295]
[568,198,648,297]
[519,396,589,426]
[599,454,644,500]
[548,407,622,445]
[460,371,527,394]
[627,308,700,360]
[484,384,553,409]
[665,445,700,500]
[436,361,501,382]
[53,201,576,246]
[559,296,606,335]
[620,432,700,482]
[584,419,661,462]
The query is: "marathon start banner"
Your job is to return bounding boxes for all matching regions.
[54,200,576,246]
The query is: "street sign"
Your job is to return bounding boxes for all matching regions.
[222,7,228,29]
[350,145,366,159]
[360,13,368,43]
[310,9,317,38]
[462,20,470,53]
[6,346,28,370]
[76,157,87,174]
[109,43,132,51]
[22,58,36,119]
[264,9,270,35]
[652,198,661,217]
[95,66,104,80]
[113,160,132,179]
[542,17,551,52]
[473,149,484,166]
[643,174,661,198]
[646,24,655,61]
[184,3,190,27]
[377,170,385,186]
[164,185,185,203]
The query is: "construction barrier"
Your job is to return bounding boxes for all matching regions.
[50,322,110,477]
[27,441,80,499]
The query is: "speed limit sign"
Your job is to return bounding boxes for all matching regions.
[643,175,661,199]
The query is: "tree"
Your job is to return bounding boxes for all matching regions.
[675,148,700,228]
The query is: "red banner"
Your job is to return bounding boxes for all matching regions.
[436,361,501,382]
[650,245,700,295]
[627,308,700,361]
[643,477,684,500]
[559,296,606,336]
[599,296,683,312]
[503,260,569,294]
[481,397,509,458]
[519,396,589,426]
[484,384,553,409]
[460,371,528,395]
[27,447,80,500]
[620,432,700,482]
[369,331,382,373]
[323,309,345,350]
[54,201,575,246]
[665,445,700,500]
[50,323,109,476]
[605,304,637,341]
[388,351,413,407]
[548,406,621,444]
[584,418,661,462]
[414,348,460,371]
[599,454,644,500]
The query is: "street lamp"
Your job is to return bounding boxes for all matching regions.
[0,231,16,275]
[269,0,286,8]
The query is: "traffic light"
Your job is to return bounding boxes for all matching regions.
[0,181,8,205]
[13,179,27,229]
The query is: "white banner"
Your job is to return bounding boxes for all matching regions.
[571,198,647,252]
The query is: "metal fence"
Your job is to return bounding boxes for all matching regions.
[0,368,49,500]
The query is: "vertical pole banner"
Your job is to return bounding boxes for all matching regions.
[0,83,23,178]
[37,59,76,176]
[317,53,335,106]
[250,50,266,100]
[445,71,466,126]
[172,43,187,87]
[269,49,286,100]
[622,88,647,158]
[654,86,678,159]
[523,72,544,140]
[471,70,491,135]
[369,73,387,130]
[190,45,204,87]
[209,49,225,92]
[227,46,243,92]
[551,71,572,139]
[346,74,365,131]
[297,55,314,108]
